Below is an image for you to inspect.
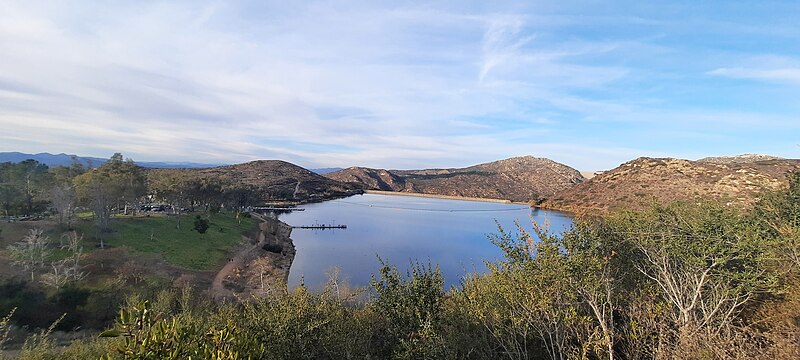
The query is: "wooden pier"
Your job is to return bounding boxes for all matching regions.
[251,207,305,211]
[292,224,347,229]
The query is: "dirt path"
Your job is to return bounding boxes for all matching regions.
[293,181,301,199]
[210,212,288,300]
[210,235,260,300]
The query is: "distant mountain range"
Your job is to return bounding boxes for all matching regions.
[1,152,347,174]
[325,156,585,203]
[0,152,221,169]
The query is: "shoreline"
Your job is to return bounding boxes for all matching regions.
[364,190,531,206]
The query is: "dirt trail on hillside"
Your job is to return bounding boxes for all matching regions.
[210,236,261,300]
[209,213,295,301]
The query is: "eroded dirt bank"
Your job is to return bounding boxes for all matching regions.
[210,213,295,301]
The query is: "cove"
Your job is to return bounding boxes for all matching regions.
[278,193,573,289]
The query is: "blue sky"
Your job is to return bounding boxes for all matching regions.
[0,1,798,170]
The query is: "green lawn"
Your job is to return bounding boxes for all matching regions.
[100,212,257,271]
[1,212,256,271]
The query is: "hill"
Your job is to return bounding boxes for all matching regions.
[542,156,800,213]
[148,160,362,203]
[0,151,220,168]
[697,153,784,164]
[325,156,584,202]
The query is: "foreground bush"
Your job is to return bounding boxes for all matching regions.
[3,174,800,359]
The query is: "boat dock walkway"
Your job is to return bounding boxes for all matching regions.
[292,224,347,229]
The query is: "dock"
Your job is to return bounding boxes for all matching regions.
[292,225,347,229]
[251,207,305,211]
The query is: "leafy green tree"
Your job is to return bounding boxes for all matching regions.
[478,222,583,360]
[370,260,449,359]
[755,171,800,271]
[0,160,52,219]
[0,166,23,220]
[607,202,776,353]
[74,154,146,245]
[193,215,209,234]
[559,220,625,360]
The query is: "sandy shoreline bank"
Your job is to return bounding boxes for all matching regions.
[364,190,531,206]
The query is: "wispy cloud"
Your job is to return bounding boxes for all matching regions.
[708,67,800,85]
[1,1,798,170]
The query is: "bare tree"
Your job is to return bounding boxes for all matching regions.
[8,228,51,281]
[40,262,71,289]
[37,231,87,290]
[50,183,75,228]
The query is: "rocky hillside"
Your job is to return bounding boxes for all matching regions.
[326,156,585,202]
[698,154,784,164]
[542,156,800,213]
[148,160,362,203]
[323,167,412,192]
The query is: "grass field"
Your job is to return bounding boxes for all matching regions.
[99,212,257,270]
[1,212,258,271]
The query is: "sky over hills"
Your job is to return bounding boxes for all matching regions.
[1,1,798,170]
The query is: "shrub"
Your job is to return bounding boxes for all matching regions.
[192,216,209,234]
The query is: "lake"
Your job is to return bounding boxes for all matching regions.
[278,193,573,289]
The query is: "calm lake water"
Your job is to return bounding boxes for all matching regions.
[278,194,573,289]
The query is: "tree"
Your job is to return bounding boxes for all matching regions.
[8,228,51,281]
[482,222,582,360]
[41,231,87,289]
[755,171,800,271]
[0,171,22,220]
[147,171,190,229]
[74,172,116,235]
[17,159,52,214]
[0,160,52,219]
[560,220,622,360]
[371,260,448,359]
[48,159,85,228]
[49,183,76,228]
[193,215,209,234]
[607,202,775,352]
[74,154,146,246]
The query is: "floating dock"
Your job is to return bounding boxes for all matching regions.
[252,207,305,211]
[292,225,347,229]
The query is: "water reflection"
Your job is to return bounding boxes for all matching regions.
[278,194,573,289]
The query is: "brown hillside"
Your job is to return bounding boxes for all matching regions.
[148,160,362,203]
[697,154,784,164]
[325,156,585,203]
[542,157,800,213]
[324,167,413,192]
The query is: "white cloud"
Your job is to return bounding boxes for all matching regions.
[1,1,798,170]
[708,67,800,85]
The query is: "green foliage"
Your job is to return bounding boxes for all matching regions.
[238,286,368,359]
[73,154,146,232]
[755,171,800,272]
[4,172,800,359]
[104,212,255,270]
[370,260,448,359]
[0,160,52,218]
[0,308,14,351]
[192,216,209,234]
